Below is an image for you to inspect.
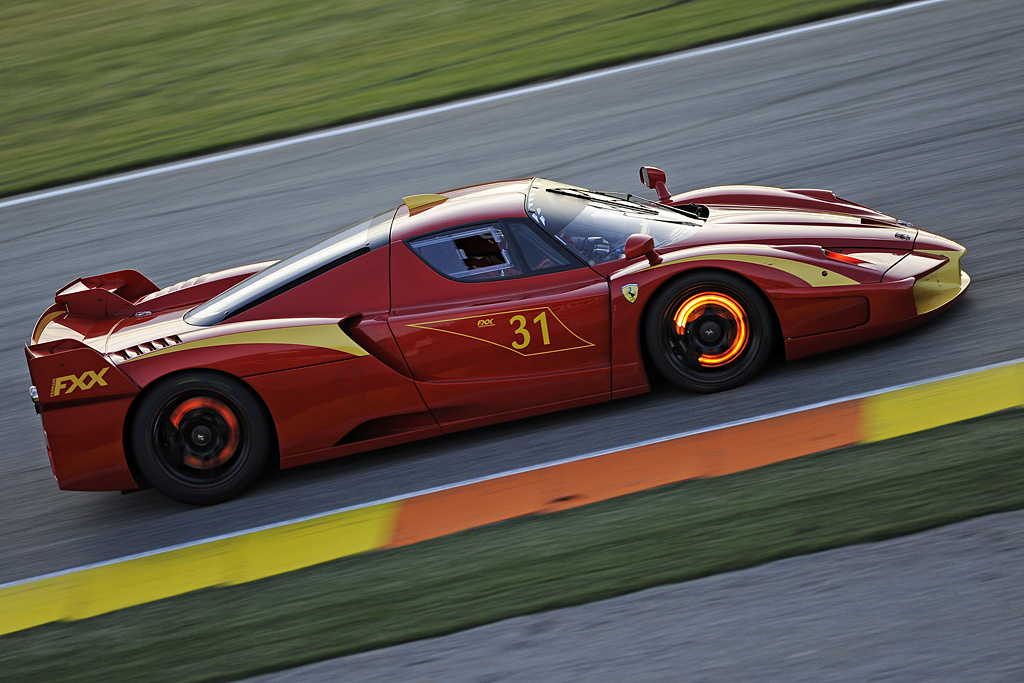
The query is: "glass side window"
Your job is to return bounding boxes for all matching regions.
[408,220,577,282]
[509,220,575,272]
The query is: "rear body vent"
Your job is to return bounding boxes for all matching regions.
[110,335,183,362]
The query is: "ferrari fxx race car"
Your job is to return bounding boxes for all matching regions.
[25,167,969,504]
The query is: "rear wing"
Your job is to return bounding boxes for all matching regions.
[55,269,159,319]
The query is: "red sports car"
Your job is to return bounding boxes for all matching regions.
[25,167,969,504]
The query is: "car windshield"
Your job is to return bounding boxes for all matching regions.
[185,208,396,326]
[526,178,701,264]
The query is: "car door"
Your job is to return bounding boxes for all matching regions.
[388,218,610,430]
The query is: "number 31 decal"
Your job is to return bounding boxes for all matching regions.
[410,307,592,356]
[510,311,550,350]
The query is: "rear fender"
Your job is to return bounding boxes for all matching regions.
[24,339,141,491]
[121,367,280,478]
[25,339,140,411]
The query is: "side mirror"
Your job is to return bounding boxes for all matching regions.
[624,234,662,266]
[639,165,671,202]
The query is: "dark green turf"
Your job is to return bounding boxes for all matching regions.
[1,0,902,197]
[1,408,1021,682]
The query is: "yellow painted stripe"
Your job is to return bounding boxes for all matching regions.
[0,501,399,635]
[861,363,1024,442]
[653,253,859,287]
[124,323,368,362]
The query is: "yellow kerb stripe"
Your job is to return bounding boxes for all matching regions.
[0,501,399,634]
[861,363,1024,442]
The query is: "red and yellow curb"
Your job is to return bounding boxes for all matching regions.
[2,359,1021,636]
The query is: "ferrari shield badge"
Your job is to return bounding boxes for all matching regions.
[622,283,639,303]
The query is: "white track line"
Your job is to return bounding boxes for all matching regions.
[0,0,954,212]
[3,353,1019,591]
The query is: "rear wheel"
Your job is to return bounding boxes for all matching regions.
[131,373,270,505]
[644,272,774,393]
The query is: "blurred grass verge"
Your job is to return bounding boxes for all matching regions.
[1,408,1021,682]
[1,0,902,198]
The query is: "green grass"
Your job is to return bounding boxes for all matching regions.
[1,409,1022,682]
[1,0,902,198]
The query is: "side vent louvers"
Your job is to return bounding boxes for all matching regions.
[110,335,183,362]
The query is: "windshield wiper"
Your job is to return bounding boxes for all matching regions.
[546,187,659,215]
[548,187,708,220]
[605,191,710,220]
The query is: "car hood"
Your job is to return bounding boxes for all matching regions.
[691,207,918,253]
[667,184,918,252]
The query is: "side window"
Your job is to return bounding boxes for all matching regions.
[409,221,579,282]
[410,224,516,280]
[505,221,575,273]
[453,230,508,272]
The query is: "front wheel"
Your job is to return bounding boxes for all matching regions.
[644,272,775,393]
[131,373,270,504]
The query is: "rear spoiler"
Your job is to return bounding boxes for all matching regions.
[55,269,159,319]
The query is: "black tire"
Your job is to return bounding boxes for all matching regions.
[644,272,775,393]
[131,372,270,505]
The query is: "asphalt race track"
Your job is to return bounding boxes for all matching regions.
[1,0,1022,592]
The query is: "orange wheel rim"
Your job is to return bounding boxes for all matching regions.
[673,293,749,367]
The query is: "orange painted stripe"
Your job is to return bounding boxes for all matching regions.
[699,399,863,477]
[388,469,553,547]
[387,400,863,547]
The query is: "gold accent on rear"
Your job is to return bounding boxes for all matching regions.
[121,324,368,362]
[31,309,67,344]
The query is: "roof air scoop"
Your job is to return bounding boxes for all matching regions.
[403,193,448,214]
[639,166,671,202]
[790,188,837,201]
